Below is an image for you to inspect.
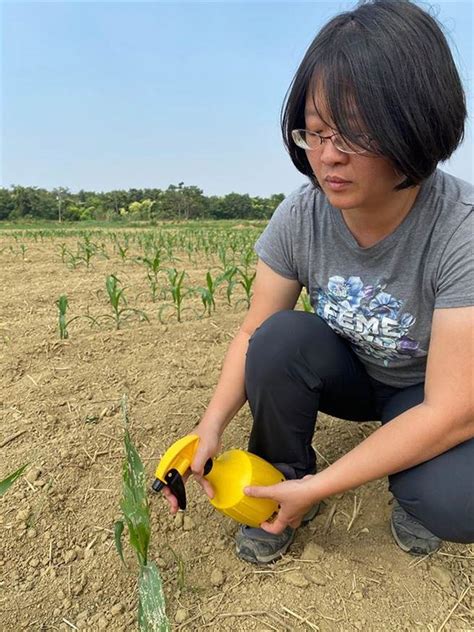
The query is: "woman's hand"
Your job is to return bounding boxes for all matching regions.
[244,475,318,534]
[161,423,222,515]
[189,423,222,499]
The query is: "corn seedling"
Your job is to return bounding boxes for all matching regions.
[78,236,97,268]
[117,242,130,262]
[114,396,170,632]
[217,265,238,305]
[239,246,255,272]
[0,463,29,497]
[97,275,149,330]
[300,289,314,313]
[196,271,219,317]
[136,249,164,302]
[236,267,256,309]
[158,268,194,323]
[56,294,97,339]
[58,243,68,263]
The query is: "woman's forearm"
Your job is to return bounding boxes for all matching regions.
[198,329,250,435]
[309,403,473,500]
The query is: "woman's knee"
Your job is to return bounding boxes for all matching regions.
[390,444,474,543]
[245,310,324,385]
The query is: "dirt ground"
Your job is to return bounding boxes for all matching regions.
[1,229,473,632]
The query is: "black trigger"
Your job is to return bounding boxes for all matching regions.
[166,469,187,510]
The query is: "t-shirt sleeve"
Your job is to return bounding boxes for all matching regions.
[254,194,298,280]
[435,209,474,308]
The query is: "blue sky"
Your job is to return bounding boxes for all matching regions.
[1,1,472,197]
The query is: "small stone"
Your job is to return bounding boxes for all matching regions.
[174,608,188,624]
[283,571,310,588]
[301,541,325,561]
[431,565,454,590]
[25,467,42,483]
[215,536,226,550]
[29,558,40,568]
[53,608,61,617]
[353,591,364,601]
[35,479,47,487]
[16,508,31,522]
[304,570,327,586]
[210,568,225,587]
[26,528,37,539]
[64,550,77,563]
[97,617,108,630]
[111,603,125,616]
[174,512,184,529]
[183,516,195,531]
[72,583,85,597]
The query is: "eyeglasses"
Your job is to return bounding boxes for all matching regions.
[291,129,375,155]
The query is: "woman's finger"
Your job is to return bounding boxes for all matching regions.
[244,484,276,500]
[193,474,215,499]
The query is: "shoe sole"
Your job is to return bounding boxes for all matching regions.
[390,514,440,556]
[235,530,296,565]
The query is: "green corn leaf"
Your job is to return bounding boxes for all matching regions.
[138,562,170,632]
[0,463,29,497]
[114,520,126,566]
[120,429,150,566]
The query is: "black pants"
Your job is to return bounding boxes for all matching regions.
[244,310,474,543]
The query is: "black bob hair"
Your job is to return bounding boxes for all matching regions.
[281,0,467,191]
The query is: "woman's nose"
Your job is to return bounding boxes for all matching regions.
[320,139,350,165]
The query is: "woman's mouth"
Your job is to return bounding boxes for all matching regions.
[326,178,352,191]
[325,177,352,191]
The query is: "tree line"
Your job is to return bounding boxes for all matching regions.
[0,183,286,222]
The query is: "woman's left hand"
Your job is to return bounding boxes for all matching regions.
[244,475,318,534]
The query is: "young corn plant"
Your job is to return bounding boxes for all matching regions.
[158,268,194,323]
[235,267,256,309]
[196,271,220,317]
[114,396,170,632]
[300,288,314,313]
[0,463,29,497]
[97,275,149,330]
[217,265,238,306]
[136,249,164,303]
[55,294,96,339]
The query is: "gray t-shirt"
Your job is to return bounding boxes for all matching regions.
[254,168,474,387]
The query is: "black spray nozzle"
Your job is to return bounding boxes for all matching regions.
[152,479,165,493]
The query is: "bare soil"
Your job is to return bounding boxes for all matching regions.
[1,231,473,631]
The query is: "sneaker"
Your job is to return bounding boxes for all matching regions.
[390,501,441,556]
[235,503,320,565]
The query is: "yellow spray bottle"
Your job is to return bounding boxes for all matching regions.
[152,435,285,527]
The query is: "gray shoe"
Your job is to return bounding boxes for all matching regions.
[235,503,320,565]
[390,501,441,556]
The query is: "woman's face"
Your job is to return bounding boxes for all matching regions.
[304,92,405,211]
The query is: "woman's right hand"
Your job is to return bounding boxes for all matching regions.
[161,423,222,515]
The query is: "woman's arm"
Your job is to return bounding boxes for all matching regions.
[163,258,302,513]
[190,259,302,472]
[246,306,474,532]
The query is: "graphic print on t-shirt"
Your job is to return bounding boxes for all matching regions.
[314,275,427,366]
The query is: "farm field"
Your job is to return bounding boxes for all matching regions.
[1,224,473,631]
